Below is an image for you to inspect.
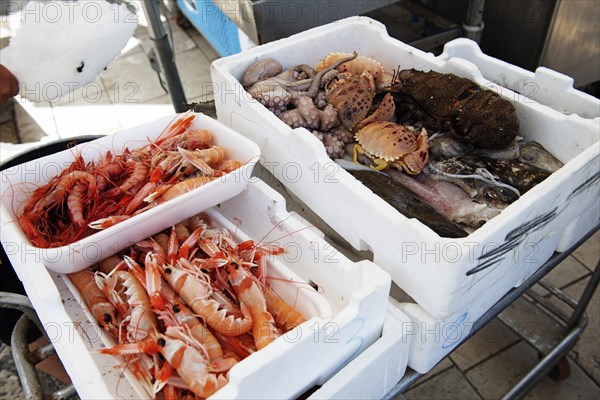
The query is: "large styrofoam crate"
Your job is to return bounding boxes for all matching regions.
[210,16,600,320]
[0,113,260,273]
[308,297,411,399]
[439,38,600,252]
[1,179,391,399]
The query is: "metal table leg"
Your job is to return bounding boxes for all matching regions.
[11,314,44,400]
[139,0,187,112]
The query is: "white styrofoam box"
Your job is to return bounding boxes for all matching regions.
[211,181,391,399]
[439,38,600,120]
[556,205,600,252]
[399,301,493,374]
[210,16,600,319]
[0,113,260,274]
[309,297,411,400]
[1,179,391,399]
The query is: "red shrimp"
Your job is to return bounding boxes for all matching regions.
[227,261,280,350]
[101,158,149,198]
[31,171,97,223]
[157,176,216,202]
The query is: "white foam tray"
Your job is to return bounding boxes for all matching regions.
[1,179,391,399]
[211,16,600,319]
[0,113,260,273]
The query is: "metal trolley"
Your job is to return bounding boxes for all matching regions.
[384,225,600,400]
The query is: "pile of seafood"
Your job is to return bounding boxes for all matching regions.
[18,113,242,248]
[241,53,564,236]
[69,212,305,399]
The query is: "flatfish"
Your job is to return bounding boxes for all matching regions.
[348,169,469,238]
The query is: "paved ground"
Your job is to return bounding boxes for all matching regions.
[0,2,598,399]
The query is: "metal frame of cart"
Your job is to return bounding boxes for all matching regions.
[384,224,600,400]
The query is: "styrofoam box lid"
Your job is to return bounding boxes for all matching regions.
[0,113,260,273]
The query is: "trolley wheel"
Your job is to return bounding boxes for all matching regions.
[549,357,571,381]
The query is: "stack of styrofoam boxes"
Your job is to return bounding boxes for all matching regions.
[0,113,403,397]
[211,16,599,375]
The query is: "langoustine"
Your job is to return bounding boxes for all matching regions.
[72,212,307,399]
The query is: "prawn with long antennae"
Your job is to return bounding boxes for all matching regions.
[125,253,231,364]
[100,326,229,398]
[149,251,254,337]
[227,260,281,350]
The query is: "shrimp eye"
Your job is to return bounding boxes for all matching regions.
[229,261,239,270]
[164,267,172,275]
[103,313,112,323]
[172,304,181,313]
[157,338,166,346]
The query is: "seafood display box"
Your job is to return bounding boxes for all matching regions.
[0,113,260,273]
[211,16,600,321]
[0,179,399,399]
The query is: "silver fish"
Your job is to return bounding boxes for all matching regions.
[347,169,469,237]
[430,155,550,195]
[426,157,522,199]
[518,141,564,173]
[386,169,501,229]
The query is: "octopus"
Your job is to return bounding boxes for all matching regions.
[243,53,358,116]
[279,96,338,131]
